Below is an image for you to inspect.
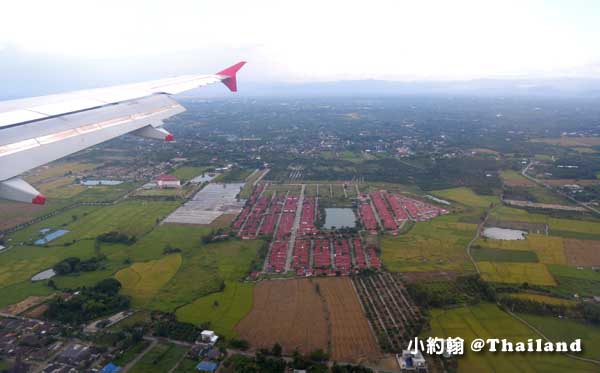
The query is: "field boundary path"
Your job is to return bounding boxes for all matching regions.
[465,205,496,275]
[263,191,288,272]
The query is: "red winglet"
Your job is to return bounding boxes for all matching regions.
[216,61,246,92]
[32,194,46,205]
[165,134,174,142]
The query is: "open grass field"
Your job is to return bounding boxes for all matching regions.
[564,238,600,267]
[426,303,598,372]
[472,247,539,263]
[381,214,477,272]
[477,261,556,286]
[477,234,566,265]
[517,313,600,361]
[115,254,182,307]
[171,166,208,182]
[9,200,179,245]
[504,293,577,307]
[147,238,263,312]
[176,280,254,339]
[129,343,188,373]
[500,170,535,187]
[236,277,380,363]
[430,187,499,208]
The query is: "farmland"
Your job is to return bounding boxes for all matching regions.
[477,261,556,286]
[236,277,381,363]
[430,187,498,208]
[476,234,567,265]
[381,214,477,272]
[129,343,188,373]
[426,303,598,372]
[564,238,600,267]
[115,254,183,307]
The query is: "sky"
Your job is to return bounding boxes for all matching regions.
[1,0,600,95]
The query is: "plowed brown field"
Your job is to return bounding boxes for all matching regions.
[564,238,600,267]
[235,277,381,363]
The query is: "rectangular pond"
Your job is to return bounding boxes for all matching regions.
[324,208,357,229]
[35,229,70,245]
[80,180,123,186]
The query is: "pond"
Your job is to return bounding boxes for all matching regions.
[483,227,527,240]
[31,269,56,282]
[80,180,123,186]
[324,208,356,229]
[35,229,70,245]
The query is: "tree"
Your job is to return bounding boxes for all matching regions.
[94,278,122,295]
[271,343,282,357]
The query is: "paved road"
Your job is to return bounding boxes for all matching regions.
[285,184,305,272]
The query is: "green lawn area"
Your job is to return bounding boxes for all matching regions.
[148,238,262,312]
[517,313,600,361]
[171,166,208,182]
[426,303,598,372]
[472,247,539,263]
[430,187,499,208]
[177,280,254,338]
[381,214,477,272]
[129,343,188,373]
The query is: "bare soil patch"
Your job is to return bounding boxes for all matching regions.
[564,238,600,267]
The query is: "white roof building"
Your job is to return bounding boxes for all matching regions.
[200,330,219,345]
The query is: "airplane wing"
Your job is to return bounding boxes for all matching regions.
[0,61,246,205]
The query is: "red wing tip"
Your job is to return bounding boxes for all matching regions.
[216,61,247,77]
[32,194,46,205]
[165,134,174,142]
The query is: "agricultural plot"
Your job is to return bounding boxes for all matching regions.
[430,187,499,208]
[381,214,477,272]
[0,199,52,231]
[176,280,254,339]
[500,170,535,187]
[353,273,422,353]
[517,313,600,361]
[477,262,556,286]
[503,293,577,307]
[171,166,208,182]
[129,343,188,373]
[564,238,600,267]
[471,247,539,263]
[115,254,182,307]
[426,303,597,372]
[547,264,600,297]
[476,234,567,265]
[236,278,329,355]
[236,277,380,363]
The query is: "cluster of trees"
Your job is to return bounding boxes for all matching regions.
[408,275,496,308]
[45,279,129,324]
[201,228,234,244]
[162,245,182,255]
[153,314,201,343]
[222,347,367,373]
[53,256,105,275]
[96,231,137,245]
[499,296,577,318]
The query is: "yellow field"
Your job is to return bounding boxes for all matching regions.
[531,136,600,147]
[478,261,556,286]
[478,234,566,265]
[506,293,577,307]
[115,254,182,306]
[431,187,498,208]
